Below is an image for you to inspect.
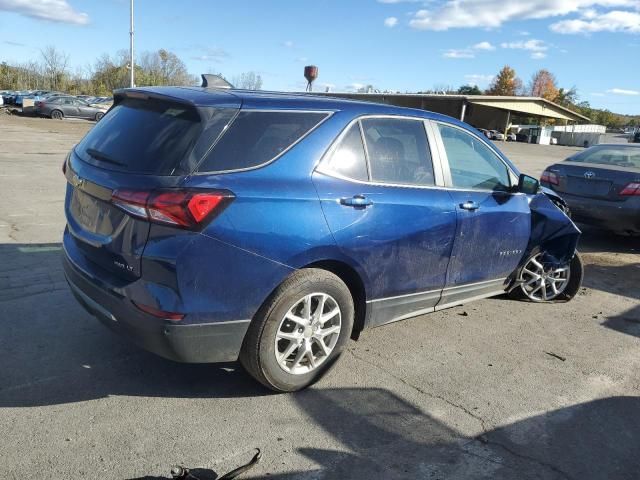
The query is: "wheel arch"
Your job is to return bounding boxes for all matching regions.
[303,259,368,340]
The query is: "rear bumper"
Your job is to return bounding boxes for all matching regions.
[63,252,250,363]
[557,192,640,233]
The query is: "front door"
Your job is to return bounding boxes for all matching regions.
[432,122,531,308]
[313,117,457,326]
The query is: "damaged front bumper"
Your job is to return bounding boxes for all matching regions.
[508,191,581,291]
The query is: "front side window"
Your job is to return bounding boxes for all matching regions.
[437,124,511,191]
[361,118,435,186]
[320,123,368,181]
[198,111,328,172]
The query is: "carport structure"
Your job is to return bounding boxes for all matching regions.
[319,92,589,137]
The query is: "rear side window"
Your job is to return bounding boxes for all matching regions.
[197,111,328,172]
[361,118,435,186]
[321,124,369,181]
[75,98,235,175]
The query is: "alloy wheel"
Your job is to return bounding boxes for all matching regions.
[519,253,571,302]
[274,293,342,375]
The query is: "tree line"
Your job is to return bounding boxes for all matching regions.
[0,45,263,96]
[1,48,636,127]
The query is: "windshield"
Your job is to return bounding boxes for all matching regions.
[568,146,640,169]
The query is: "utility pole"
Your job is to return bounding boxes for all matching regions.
[129,0,135,87]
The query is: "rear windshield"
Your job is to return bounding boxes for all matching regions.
[197,111,328,172]
[568,146,640,170]
[75,98,235,175]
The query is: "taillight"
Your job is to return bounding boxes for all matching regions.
[540,170,559,185]
[111,189,233,229]
[620,182,640,196]
[133,301,184,321]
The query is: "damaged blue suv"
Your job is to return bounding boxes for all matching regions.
[63,79,582,392]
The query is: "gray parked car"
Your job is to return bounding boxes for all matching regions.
[36,96,106,121]
[540,144,640,234]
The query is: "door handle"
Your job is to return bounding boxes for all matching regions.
[459,201,479,211]
[340,195,373,208]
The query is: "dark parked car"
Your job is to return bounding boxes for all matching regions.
[36,95,106,120]
[63,84,582,392]
[541,144,640,234]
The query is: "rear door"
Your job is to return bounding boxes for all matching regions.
[60,97,80,117]
[431,121,531,307]
[64,93,239,280]
[313,116,457,327]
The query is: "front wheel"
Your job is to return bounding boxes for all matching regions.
[50,110,63,120]
[95,112,104,121]
[240,269,354,392]
[514,251,583,302]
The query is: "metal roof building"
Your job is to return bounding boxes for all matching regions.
[316,92,590,133]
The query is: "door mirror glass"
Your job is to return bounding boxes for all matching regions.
[518,174,539,194]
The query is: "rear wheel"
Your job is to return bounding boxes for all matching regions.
[240,269,354,392]
[514,251,583,302]
[50,110,63,120]
[95,112,104,121]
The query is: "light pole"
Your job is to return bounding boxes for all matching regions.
[129,0,135,87]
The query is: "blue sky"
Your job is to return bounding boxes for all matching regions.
[1,0,639,114]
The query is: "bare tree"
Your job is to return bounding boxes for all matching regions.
[40,45,70,90]
[232,71,263,90]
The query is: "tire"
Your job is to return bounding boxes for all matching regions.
[240,268,354,392]
[511,251,583,303]
[95,112,104,121]
[50,110,63,120]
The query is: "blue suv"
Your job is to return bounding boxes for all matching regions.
[63,84,582,391]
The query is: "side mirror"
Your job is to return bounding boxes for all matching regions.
[518,174,540,195]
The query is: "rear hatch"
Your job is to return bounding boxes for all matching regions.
[64,89,239,280]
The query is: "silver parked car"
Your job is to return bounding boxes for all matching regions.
[36,96,106,121]
[489,130,505,141]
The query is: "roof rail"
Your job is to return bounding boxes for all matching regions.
[201,74,234,89]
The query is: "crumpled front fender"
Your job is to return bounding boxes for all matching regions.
[508,192,581,290]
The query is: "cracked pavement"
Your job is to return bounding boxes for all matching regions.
[1,115,639,479]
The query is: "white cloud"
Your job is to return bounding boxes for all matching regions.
[501,38,549,58]
[0,0,89,25]
[296,56,308,63]
[283,40,294,48]
[443,49,475,58]
[472,41,495,50]
[607,88,640,95]
[591,92,606,96]
[442,41,494,59]
[550,10,640,34]
[191,47,229,62]
[408,0,637,31]
[384,16,399,27]
[464,74,495,86]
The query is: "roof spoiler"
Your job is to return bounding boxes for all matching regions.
[201,74,234,89]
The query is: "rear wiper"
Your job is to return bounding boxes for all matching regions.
[85,148,126,166]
